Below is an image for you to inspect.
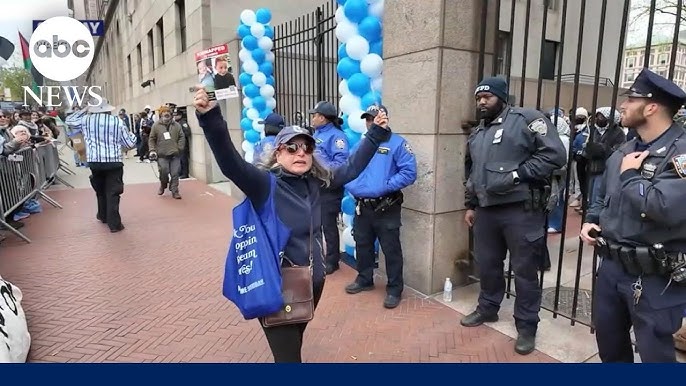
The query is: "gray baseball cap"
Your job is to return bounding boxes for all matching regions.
[273,125,315,147]
[308,101,337,117]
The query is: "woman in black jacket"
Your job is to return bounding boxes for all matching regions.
[193,87,391,363]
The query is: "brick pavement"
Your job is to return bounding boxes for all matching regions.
[0,180,557,363]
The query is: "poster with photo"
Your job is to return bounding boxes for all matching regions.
[194,43,239,100]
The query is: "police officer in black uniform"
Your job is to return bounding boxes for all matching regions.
[462,76,567,355]
[174,106,192,178]
[580,68,686,363]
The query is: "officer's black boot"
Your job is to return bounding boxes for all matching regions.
[515,333,536,355]
[325,263,339,275]
[460,311,499,327]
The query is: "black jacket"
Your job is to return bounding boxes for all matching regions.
[584,125,626,175]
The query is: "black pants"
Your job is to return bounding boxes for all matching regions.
[89,162,124,231]
[353,201,404,296]
[260,282,325,363]
[322,191,343,267]
[180,148,190,178]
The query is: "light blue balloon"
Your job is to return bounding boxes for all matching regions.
[238,24,251,39]
[239,72,253,86]
[337,0,347,6]
[243,35,258,50]
[252,96,267,111]
[337,57,360,79]
[361,90,381,109]
[347,73,371,97]
[240,118,253,131]
[264,25,274,39]
[256,8,272,24]
[345,129,361,147]
[341,195,356,215]
[338,43,348,60]
[267,75,275,86]
[245,129,261,143]
[344,0,368,23]
[345,245,355,258]
[252,48,266,64]
[260,109,272,119]
[370,40,383,56]
[242,107,250,118]
[358,16,382,42]
[259,61,273,76]
[243,84,260,98]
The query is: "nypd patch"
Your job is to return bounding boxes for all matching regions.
[335,138,346,150]
[528,119,548,136]
[672,154,686,179]
[403,142,413,155]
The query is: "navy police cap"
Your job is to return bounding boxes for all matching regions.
[624,68,686,105]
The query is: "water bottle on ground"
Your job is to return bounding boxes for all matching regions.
[442,278,453,302]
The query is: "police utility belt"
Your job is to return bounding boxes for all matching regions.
[355,191,403,214]
[595,237,686,286]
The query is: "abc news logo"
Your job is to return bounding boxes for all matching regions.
[33,35,91,59]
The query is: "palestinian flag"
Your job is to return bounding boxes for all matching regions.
[18,31,44,94]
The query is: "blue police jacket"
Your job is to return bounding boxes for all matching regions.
[345,131,417,198]
[313,122,349,170]
[253,135,276,164]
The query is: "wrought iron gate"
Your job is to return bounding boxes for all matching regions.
[272,0,340,128]
[471,0,684,329]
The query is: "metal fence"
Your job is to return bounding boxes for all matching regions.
[469,0,683,329]
[0,142,65,243]
[272,0,340,127]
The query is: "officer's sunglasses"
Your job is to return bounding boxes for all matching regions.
[281,142,314,155]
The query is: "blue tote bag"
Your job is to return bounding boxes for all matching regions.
[223,175,291,319]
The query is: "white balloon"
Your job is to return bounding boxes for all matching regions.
[243,97,253,108]
[340,93,362,115]
[342,213,353,228]
[339,79,350,96]
[265,51,276,63]
[371,76,383,93]
[258,36,273,51]
[252,72,267,87]
[239,48,251,62]
[342,227,355,247]
[348,110,367,133]
[252,120,265,132]
[335,6,347,23]
[246,108,260,120]
[360,53,383,78]
[244,150,254,163]
[266,97,277,110]
[335,19,359,44]
[250,23,265,38]
[242,59,259,74]
[346,35,370,61]
[369,0,384,18]
[242,140,254,153]
[260,84,275,98]
[240,10,257,26]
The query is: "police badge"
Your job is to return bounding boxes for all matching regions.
[672,154,686,179]
[641,162,657,179]
[403,142,414,155]
[335,138,346,149]
[528,119,548,136]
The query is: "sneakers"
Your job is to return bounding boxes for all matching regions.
[13,211,30,221]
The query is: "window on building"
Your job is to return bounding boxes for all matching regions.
[547,0,558,10]
[625,57,634,68]
[540,40,558,80]
[127,55,132,88]
[659,53,668,65]
[495,30,510,76]
[148,29,154,71]
[176,0,187,52]
[136,43,143,79]
[626,73,635,82]
[156,18,165,65]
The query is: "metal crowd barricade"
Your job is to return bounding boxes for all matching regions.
[0,144,64,243]
[34,142,74,189]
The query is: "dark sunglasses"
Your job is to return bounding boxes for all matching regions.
[281,142,314,154]
[0,116,6,118]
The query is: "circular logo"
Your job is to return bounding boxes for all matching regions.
[29,17,94,82]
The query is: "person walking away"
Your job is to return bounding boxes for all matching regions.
[118,109,132,159]
[173,107,192,179]
[583,107,626,207]
[137,112,153,163]
[308,101,350,275]
[462,76,567,355]
[253,113,285,164]
[344,105,417,309]
[580,68,686,363]
[65,99,137,232]
[193,85,391,363]
[148,106,186,199]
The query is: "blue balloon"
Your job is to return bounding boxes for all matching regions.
[256,8,272,24]
[341,195,356,215]
[337,57,360,79]
[361,90,381,109]
[347,73,371,97]
[358,16,382,42]
[338,43,348,60]
[344,0,368,23]
[238,24,251,39]
[259,61,273,76]
[337,0,347,6]
[260,109,272,119]
[252,96,267,111]
[370,40,383,56]
[267,75,275,86]
[240,118,253,131]
[243,35,258,50]
[345,245,355,258]
[239,72,253,86]
[344,129,361,147]
[245,129,261,144]
[243,84,260,98]
[264,25,274,39]
[242,107,250,118]
[252,48,266,64]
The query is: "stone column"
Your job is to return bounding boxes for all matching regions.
[382,0,498,295]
